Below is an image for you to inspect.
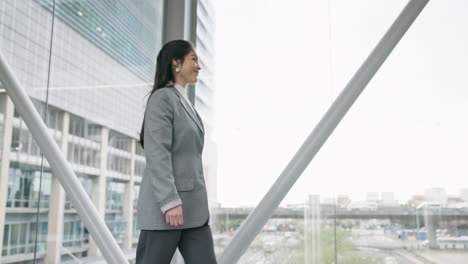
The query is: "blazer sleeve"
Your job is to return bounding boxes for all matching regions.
[144,89,181,213]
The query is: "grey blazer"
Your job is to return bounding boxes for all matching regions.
[137,83,209,230]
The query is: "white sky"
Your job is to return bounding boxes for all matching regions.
[212,0,468,207]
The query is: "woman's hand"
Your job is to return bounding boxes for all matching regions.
[165,205,183,227]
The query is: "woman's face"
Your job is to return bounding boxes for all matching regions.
[174,49,201,85]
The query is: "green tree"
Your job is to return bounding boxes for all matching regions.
[287,226,384,264]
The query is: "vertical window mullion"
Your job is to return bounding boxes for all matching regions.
[20,177,25,207]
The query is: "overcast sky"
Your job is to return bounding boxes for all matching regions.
[212,0,468,207]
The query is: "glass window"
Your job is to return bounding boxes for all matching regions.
[28,223,37,244]
[7,169,50,208]
[10,224,18,246]
[106,180,125,211]
[67,142,73,160]
[2,224,9,256]
[18,224,27,254]
[73,144,79,163]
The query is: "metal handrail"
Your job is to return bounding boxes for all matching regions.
[62,246,84,264]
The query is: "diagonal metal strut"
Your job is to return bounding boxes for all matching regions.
[0,53,129,263]
[219,0,430,263]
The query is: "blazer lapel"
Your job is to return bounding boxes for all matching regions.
[168,86,205,135]
[179,97,205,135]
[193,108,205,132]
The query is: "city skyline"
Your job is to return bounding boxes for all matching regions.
[219,187,468,209]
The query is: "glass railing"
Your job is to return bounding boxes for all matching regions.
[2,0,467,263]
[210,1,468,263]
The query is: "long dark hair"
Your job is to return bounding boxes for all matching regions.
[138,40,194,149]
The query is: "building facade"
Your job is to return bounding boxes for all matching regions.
[0,0,216,263]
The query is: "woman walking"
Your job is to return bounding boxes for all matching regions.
[136,40,217,264]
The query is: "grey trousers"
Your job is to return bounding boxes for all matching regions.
[135,219,217,264]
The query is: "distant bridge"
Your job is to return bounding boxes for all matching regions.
[214,206,468,223]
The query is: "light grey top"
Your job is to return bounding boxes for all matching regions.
[136,82,208,230]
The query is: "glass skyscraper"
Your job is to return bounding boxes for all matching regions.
[0,0,216,263]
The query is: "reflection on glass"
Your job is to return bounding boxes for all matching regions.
[2,221,47,257]
[7,169,51,209]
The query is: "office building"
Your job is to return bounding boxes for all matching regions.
[0,0,216,263]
